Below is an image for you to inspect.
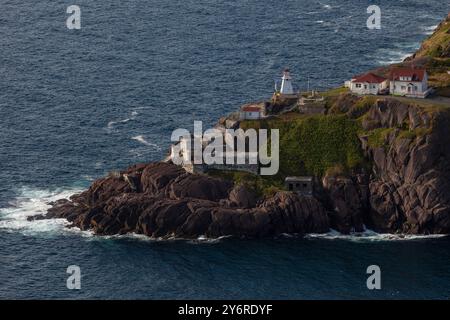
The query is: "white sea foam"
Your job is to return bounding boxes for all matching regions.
[422,25,438,35]
[106,109,139,132]
[0,187,83,235]
[79,232,231,244]
[304,11,320,15]
[107,118,131,129]
[374,47,418,65]
[2,188,445,243]
[306,229,447,242]
[131,135,161,150]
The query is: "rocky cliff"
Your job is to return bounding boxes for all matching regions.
[38,15,450,238]
[327,96,450,234]
[361,101,450,234]
[38,97,450,238]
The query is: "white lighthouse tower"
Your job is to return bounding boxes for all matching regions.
[279,69,294,95]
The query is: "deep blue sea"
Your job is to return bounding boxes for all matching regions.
[1,0,450,299]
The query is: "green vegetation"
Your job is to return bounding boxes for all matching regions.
[320,86,349,97]
[415,19,450,59]
[397,128,431,140]
[207,169,284,198]
[365,128,395,148]
[242,114,368,177]
[415,17,450,94]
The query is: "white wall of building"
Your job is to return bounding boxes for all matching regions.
[350,80,388,95]
[390,79,428,97]
[240,111,261,120]
[390,73,428,98]
[280,75,294,94]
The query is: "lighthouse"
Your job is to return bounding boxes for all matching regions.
[272,68,298,105]
[279,69,294,95]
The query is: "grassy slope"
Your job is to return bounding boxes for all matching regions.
[418,17,450,93]
[241,114,366,177]
[210,111,367,197]
[403,15,450,94]
[415,16,450,59]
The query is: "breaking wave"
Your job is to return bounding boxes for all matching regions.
[421,25,438,35]
[106,109,139,132]
[0,187,84,236]
[373,46,418,65]
[305,229,447,242]
[1,188,445,243]
[0,186,225,243]
[131,135,162,150]
[320,3,332,10]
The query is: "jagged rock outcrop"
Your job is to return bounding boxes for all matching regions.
[322,175,368,233]
[40,162,330,238]
[359,100,450,234]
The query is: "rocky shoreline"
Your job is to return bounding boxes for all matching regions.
[34,99,450,238]
[33,162,329,238]
[34,15,450,238]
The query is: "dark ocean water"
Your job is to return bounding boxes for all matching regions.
[1,0,449,299]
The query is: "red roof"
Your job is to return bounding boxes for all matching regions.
[242,106,261,112]
[352,72,387,84]
[390,68,426,82]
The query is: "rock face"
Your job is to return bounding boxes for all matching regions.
[358,100,450,234]
[322,175,369,234]
[44,162,330,238]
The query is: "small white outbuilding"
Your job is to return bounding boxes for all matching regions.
[240,105,263,120]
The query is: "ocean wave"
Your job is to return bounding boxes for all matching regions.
[82,233,233,244]
[2,187,446,242]
[0,187,83,235]
[131,135,162,150]
[320,3,332,10]
[305,229,447,242]
[304,11,320,15]
[373,47,418,65]
[421,25,438,35]
[106,109,139,132]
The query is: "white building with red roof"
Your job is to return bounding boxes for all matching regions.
[389,68,430,98]
[346,72,389,95]
[240,104,264,120]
